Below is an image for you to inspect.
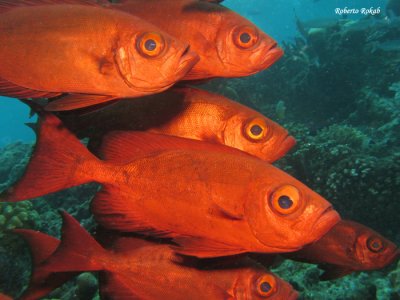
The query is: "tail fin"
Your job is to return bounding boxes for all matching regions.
[13,229,74,300]
[15,212,107,300]
[0,112,99,202]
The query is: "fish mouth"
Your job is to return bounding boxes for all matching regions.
[387,249,400,265]
[259,43,284,67]
[288,290,299,300]
[275,134,297,159]
[176,45,200,77]
[311,206,341,241]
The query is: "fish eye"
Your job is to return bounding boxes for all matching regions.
[233,26,259,49]
[270,185,301,215]
[137,32,165,58]
[256,274,277,297]
[367,237,384,253]
[244,118,268,141]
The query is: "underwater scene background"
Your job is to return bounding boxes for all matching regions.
[0,0,399,299]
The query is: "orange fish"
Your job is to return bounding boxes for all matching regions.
[59,87,296,162]
[104,0,283,80]
[15,212,299,300]
[1,113,340,258]
[283,220,400,280]
[0,0,199,111]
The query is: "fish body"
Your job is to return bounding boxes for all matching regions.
[60,87,296,162]
[105,0,283,80]
[285,220,400,280]
[0,1,198,110]
[15,212,298,300]
[1,113,340,257]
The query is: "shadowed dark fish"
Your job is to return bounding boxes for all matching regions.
[58,86,296,162]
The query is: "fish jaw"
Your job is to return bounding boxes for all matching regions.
[174,45,200,80]
[255,44,284,72]
[288,290,300,300]
[310,206,341,243]
[114,46,136,90]
[262,134,297,163]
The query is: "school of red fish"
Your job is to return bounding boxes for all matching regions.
[0,0,398,299]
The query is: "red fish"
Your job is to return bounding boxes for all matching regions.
[1,112,340,258]
[59,87,296,162]
[0,293,12,300]
[15,212,299,300]
[104,0,283,80]
[0,0,199,111]
[284,220,400,280]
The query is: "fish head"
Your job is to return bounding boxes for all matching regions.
[245,167,341,252]
[230,268,298,300]
[215,13,283,77]
[222,109,296,162]
[114,28,199,94]
[351,222,400,270]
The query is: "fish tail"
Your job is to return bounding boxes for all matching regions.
[0,112,100,202]
[14,212,106,300]
[40,211,107,273]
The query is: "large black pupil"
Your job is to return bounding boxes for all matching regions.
[278,195,293,209]
[240,32,251,44]
[145,39,157,51]
[372,240,380,249]
[260,282,271,293]
[250,124,263,136]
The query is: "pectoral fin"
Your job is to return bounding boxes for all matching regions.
[319,264,354,281]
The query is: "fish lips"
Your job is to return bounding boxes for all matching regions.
[288,290,299,300]
[386,248,400,266]
[255,43,284,70]
[272,134,297,161]
[311,206,341,242]
[175,46,200,79]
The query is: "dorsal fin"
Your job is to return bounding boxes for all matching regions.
[0,0,101,11]
[100,131,248,163]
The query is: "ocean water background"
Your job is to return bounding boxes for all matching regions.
[0,0,387,146]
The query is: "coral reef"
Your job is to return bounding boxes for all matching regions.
[272,259,400,300]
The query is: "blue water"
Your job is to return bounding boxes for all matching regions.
[226,0,387,42]
[0,98,36,147]
[0,0,387,146]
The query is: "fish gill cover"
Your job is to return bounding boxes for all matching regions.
[0,0,399,299]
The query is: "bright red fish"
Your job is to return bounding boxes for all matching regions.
[1,113,340,257]
[15,212,299,300]
[104,0,283,80]
[284,220,400,280]
[59,87,296,162]
[0,0,199,111]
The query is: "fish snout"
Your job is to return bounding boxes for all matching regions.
[288,290,299,300]
[260,42,283,68]
[273,134,297,160]
[390,249,400,264]
[176,44,200,76]
[310,206,341,242]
